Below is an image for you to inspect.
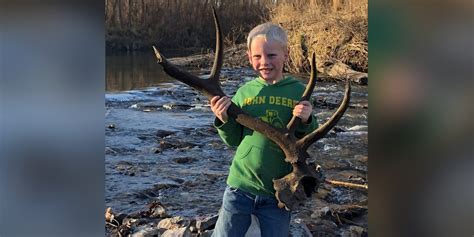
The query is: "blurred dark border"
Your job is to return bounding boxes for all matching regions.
[369,0,473,236]
[1,0,472,236]
[1,1,105,236]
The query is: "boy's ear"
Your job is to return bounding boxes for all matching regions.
[247,50,252,64]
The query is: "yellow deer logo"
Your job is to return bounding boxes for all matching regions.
[261,110,284,128]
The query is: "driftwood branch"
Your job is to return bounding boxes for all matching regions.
[325,179,368,190]
[318,61,367,85]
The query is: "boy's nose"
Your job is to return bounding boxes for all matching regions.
[261,56,269,65]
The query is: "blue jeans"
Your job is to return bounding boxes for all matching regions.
[212,186,291,237]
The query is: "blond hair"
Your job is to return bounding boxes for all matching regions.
[247,23,288,50]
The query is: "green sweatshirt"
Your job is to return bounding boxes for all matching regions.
[214,76,318,196]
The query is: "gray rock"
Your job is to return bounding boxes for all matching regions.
[163,103,193,110]
[116,161,133,171]
[311,219,338,236]
[199,230,213,237]
[311,206,331,219]
[153,182,180,190]
[340,225,366,237]
[195,215,218,232]
[158,140,198,151]
[131,226,161,237]
[347,125,368,132]
[161,226,191,237]
[156,130,175,138]
[289,219,313,237]
[147,201,169,218]
[158,216,190,230]
[172,157,197,164]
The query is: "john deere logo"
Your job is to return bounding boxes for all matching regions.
[261,110,284,128]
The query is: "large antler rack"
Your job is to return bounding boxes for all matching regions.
[153,6,351,211]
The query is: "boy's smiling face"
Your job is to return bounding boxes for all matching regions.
[248,37,288,84]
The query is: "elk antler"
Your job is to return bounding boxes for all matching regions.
[153,7,351,211]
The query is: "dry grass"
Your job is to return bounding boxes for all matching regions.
[270,0,368,72]
[105,0,272,52]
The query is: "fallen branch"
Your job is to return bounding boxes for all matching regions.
[325,179,368,190]
[318,61,368,85]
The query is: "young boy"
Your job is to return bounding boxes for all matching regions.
[210,23,318,237]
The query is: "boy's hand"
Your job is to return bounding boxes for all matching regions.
[210,96,231,123]
[293,100,312,124]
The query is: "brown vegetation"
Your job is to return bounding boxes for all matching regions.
[105,0,273,52]
[270,0,368,72]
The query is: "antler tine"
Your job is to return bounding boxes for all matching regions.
[152,6,225,98]
[209,6,223,82]
[286,52,317,135]
[153,46,224,98]
[299,52,318,101]
[297,79,351,150]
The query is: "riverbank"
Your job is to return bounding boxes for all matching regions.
[162,43,368,85]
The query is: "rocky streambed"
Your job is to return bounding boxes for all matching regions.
[105,66,368,236]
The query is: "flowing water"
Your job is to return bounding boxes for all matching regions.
[105,53,368,235]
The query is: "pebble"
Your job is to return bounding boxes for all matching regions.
[131,226,161,237]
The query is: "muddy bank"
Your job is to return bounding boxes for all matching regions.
[160,44,248,70]
[105,66,368,236]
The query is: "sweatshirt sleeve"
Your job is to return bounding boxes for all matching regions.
[295,113,319,138]
[214,117,243,147]
[213,90,244,147]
